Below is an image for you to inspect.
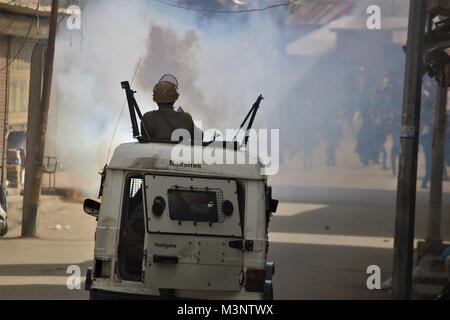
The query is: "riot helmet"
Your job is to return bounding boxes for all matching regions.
[153,74,180,104]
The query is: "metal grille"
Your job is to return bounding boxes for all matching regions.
[170,186,225,223]
[129,178,142,198]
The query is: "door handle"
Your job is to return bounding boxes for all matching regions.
[229,240,254,252]
[153,255,179,264]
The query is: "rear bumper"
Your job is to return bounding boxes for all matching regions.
[86,262,275,300]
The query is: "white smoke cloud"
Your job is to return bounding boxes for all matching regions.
[50,0,301,194]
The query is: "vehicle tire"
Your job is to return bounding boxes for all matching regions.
[263,280,274,300]
[0,220,8,237]
[85,267,93,291]
[89,289,109,300]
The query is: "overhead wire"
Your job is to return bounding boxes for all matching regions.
[155,0,301,14]
[0,0,40,72]
[105,57,143,164]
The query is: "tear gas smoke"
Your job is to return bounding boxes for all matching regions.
[50,0,299,195]
[49,0,410,196]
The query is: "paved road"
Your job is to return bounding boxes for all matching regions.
[0,195,95,300]
[1,187,449,300]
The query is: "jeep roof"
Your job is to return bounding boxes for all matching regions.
[108,142,266,181]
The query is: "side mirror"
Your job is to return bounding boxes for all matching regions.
[269,199,279,214]
[84,199,101,218]
[266,186,279,214]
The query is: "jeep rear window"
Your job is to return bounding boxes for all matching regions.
[168,188,219,223]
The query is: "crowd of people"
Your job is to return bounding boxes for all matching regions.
[349,69,450,189]
[350,68,403,176]
[275,65,450,188]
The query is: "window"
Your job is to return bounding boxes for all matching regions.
[117,176,145,282]
[168,187,222,223]
[10,80,25,112]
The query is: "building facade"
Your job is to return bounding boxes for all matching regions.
[0,0,72,187]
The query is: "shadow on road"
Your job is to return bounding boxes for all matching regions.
[0,261,92,276]
[268,242,392,300]
[271,185,450,240]
[0,284,89,300]
[0,261,92,300]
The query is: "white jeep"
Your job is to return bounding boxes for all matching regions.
[84,141,277,300]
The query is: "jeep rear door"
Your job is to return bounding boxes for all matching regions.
[143,175,244,292]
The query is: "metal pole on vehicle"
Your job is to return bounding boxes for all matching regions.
[392,0,427,300]
[22,0,59,238]
[427,85,447,243]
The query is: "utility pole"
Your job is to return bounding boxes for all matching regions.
[22,0,59,238]
[392,0,427,300]
[22,43,44,237]
[427,85,447,243]
[1,37,11,189]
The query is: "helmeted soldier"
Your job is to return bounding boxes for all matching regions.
[141,74,201,142]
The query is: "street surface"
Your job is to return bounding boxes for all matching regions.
[1,186,448,300]
[1,139,449,300]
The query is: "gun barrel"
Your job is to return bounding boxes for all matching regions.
[121,81,130,90]
[121,81,141,139]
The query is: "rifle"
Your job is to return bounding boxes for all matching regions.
[121,81,150,142]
